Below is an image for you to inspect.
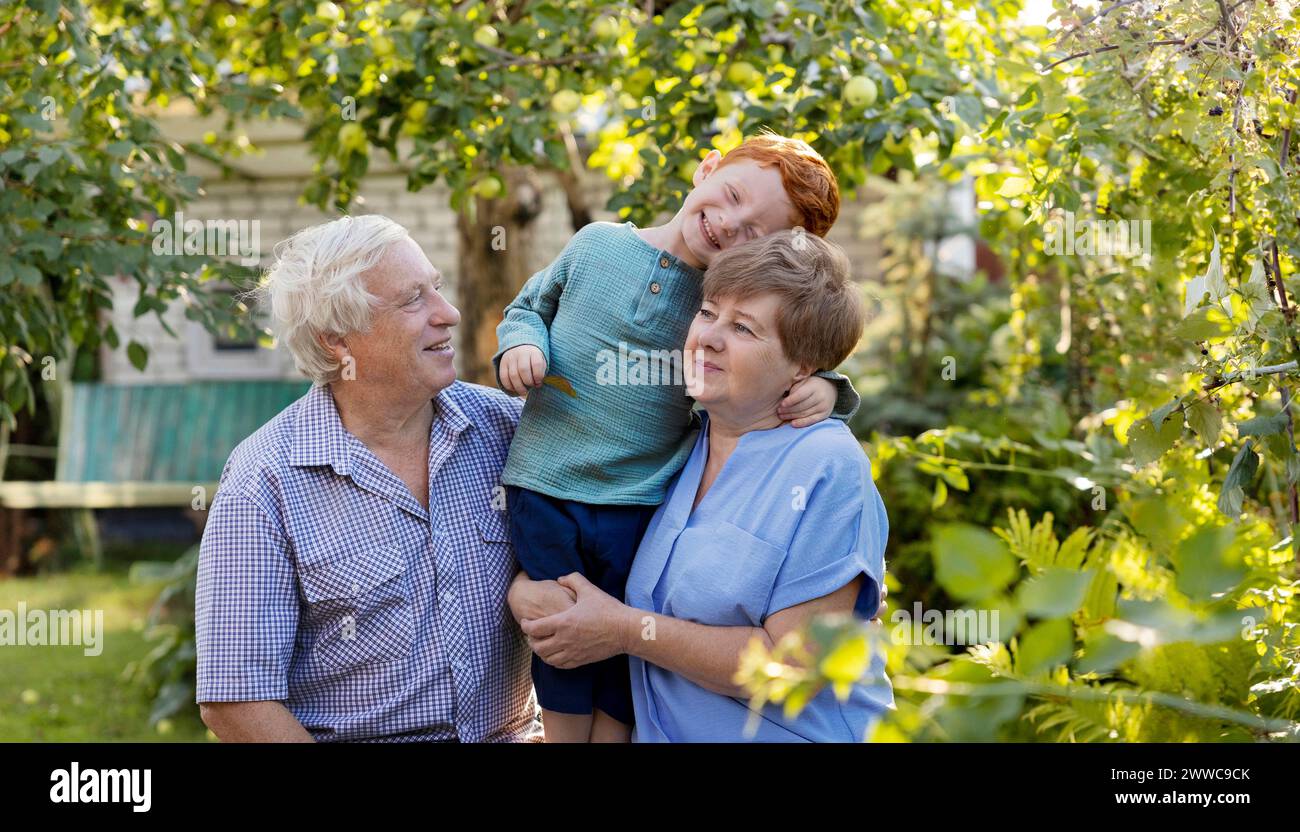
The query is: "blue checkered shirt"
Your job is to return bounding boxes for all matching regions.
[195,382,541,742]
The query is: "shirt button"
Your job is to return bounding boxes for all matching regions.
[650,282,661,294]
[659,256,670,268]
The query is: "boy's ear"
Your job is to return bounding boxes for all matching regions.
[693,149,722,186]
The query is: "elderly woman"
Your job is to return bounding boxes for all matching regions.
[195,215,539,742]
[509,230,892,742]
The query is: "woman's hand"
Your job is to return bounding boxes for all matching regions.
[520,573,636,669]
[506,572,576,625]
[777,374,837,427]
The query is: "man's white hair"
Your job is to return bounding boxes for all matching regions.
[259,214,410,385]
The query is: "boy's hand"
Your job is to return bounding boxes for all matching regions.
[507,572,576,625]
[499,344,547,396]
[779,374,837,427]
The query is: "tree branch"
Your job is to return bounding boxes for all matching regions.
[1041,38,1196,72]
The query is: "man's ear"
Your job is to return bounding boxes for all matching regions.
[318,331,348,362]
[692,149,722,186]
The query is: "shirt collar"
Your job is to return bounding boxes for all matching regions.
[288,383,472,475]
[288,385,353,475]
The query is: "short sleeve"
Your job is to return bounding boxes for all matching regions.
[195,491,299,703]
[767,457,888,620]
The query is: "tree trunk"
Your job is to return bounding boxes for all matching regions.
[455,166,545,386]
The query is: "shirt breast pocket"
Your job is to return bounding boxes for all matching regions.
[475,510,516,599]
[665,522,786,627]
[299,545,415,671]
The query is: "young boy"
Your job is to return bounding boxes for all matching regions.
[494,133,859,742]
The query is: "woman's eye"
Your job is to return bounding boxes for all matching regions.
[734,322,751,335]
[729,187,738,203]
[698,308,714,319]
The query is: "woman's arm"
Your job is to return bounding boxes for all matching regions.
[522,573,863,699]
[629,577,863,697]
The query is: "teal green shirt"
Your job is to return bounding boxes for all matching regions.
[493,221,859,506]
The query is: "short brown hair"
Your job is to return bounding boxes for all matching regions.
[702,230,865,371]
[715,132,840,237]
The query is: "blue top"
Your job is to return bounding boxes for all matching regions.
[625,411,893,742]
[493,220,860,506]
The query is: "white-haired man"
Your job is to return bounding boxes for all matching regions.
[195,215,546,742]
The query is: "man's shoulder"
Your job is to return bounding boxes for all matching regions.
[444,380,522,430]
[216,391,311,501]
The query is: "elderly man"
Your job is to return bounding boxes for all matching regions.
[195,215,541,742]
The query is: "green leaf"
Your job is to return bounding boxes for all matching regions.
[1150,397,1183,428]
[1185,400,1222,443]
[1016,617,1074,675]
[127,341,149,372]
[818,633,871,685]
[940,465,969,490]
[931,477,948,509]
[1014,566,1094,618]
[1076,630,1140,675]
[1217,441,1259,517]
[997,176,1031,198]
[1171,307,1231,341]
[1173,525,1246,601]
[1238,411,1289,437]
[1127,411,1183,466]
[13,262,42,286]
[932,523,1019,601]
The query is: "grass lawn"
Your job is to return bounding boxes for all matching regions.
[0,562,213,742]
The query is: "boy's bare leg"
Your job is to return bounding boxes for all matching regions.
[589,709,632,743]
[541,709,592,743]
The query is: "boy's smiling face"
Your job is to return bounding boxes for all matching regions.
[680,152,799,268]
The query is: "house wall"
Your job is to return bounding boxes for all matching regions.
[102,162,888,384]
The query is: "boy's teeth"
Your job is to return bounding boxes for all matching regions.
[702,213,719,248]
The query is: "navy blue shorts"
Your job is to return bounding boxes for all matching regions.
[506,485,657,726]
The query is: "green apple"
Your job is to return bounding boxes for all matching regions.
[316,1,342,23]
[371,34,394,57]
[473,25,499,49]
[844,75,878,109]
[474,177,503,199]
[727,61,759,87]
[339,122,367,153]
[552,89,581,115]
[591,15,619,41]
[402,101,429,135]
[624,67,653,97]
